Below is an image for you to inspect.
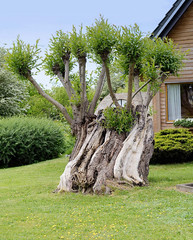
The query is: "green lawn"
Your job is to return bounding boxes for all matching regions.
[0,157,193,240]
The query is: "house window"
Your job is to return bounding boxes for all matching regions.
[111,99,127,107]
[118,99,127,107]
[167,83,193,120]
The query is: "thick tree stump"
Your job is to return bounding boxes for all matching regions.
[57,107,154,194]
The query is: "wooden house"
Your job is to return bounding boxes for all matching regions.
[152,0,193,132]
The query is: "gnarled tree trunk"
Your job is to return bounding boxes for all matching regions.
[56,105,154,194]
[7,22,182,195]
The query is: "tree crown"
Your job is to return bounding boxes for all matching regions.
[44,30,71,77]
[4,17,184,125]
[70,25,88,59]
[5,37,41,79]
[87,16,117,59]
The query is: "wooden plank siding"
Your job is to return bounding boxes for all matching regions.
[153,2,193,132]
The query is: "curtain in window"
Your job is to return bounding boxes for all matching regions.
[167,84,181,120]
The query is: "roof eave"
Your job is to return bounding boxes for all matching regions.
[152,0,192,38]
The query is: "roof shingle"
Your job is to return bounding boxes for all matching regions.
[152,0,193,38]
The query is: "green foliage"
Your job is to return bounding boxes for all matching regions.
[116,34,184,86]
[0,48,6,67]
[26,89,57,119]
[70,25,88,58]
[101,66,126,98]
[85,71,98,102]
[26,85,71,120]
[68,73,81,106]
[5,37,41,78]
[69,71,97,106]
[87,16,117,58]
[0,70,28,116]
[174,118,193,128]
[55,121,75,155]
[116,24,143,68]
[4,20,184,128]
[0,117,65,167]
[141,58,161,82]
[144,37,184,76]
[140,58,163,95]
[0,47,28,116]
[43,30,72,77]
[103,107,134,134]
[51,86,72,118]
[151,128,193,164]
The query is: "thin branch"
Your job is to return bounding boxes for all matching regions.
[56,60,75,99]
[144,74,167,107]
[132,78,152,100]
[88,63,106,115]
[56,68,79,125]
[27,73,73,125]
[103,60,121,108]
[56,72,67,89]
[133,75,143,105]
[64,59,75,97]
[126,63,135,111]
[144,83,153,107]
[79,56,88,120]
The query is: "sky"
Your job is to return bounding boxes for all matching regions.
[0,0,176,88]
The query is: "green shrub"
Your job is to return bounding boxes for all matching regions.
[54,120,75,155]
[0,117,66,167]
[102,107,134,134]
[151,128,193,164]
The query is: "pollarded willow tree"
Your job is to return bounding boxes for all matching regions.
[5,17,184,194]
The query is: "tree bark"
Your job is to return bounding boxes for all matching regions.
[89,63,106,115]
[114,106,154,185]
[103,61,121,108]
[79,56,88,121]
[132,78,151,102]
[64,57,74,98]
[56,105,154,194]
[27,74,73,125]
[126,63,135,111]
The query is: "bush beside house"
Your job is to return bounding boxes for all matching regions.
[151,128,193,164]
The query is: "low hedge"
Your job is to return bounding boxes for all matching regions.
[0,117,65,167]
[151,128,193,164]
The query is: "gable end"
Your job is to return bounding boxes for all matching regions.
[152,0,193,38]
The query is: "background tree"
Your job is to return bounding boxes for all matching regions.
[26,84,70,120]
[5,17,184,194]
[0,47,28,117]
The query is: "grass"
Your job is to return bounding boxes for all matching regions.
[0,157,193,240]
